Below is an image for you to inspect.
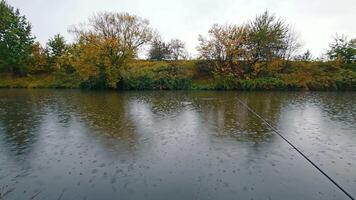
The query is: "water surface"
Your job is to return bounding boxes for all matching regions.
[0,90,355,199]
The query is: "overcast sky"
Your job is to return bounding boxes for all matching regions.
[8,0,356,58]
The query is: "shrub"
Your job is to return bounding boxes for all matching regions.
[120,62,192,90]
[52,70,81,88]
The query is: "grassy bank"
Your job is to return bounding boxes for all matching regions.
[1,60,355,91]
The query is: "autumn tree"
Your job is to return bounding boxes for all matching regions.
[197,24,248,76]
[0,0,34,75]
[28,42,48,74]
[69,12,153,88]
[198,11,299,77]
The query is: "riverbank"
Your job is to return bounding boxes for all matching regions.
[1,60,355,91]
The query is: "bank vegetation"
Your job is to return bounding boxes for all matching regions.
[0,1,355,90]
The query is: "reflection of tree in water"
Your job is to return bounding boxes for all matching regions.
[135,91,192,115]
[240,91,355,129]
[193,93,274,144]
[237,92,290,124]
[136,91,278,143]
[132,91,282,144]
[67,91,139,149]
[0,90,43,156]
[312,92,356,127]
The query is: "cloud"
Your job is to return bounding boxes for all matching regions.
[8,0,356,57]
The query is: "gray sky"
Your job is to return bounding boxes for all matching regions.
[8,0,356,58]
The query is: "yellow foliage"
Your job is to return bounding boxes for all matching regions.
[267,60,284,73]
[28,43,48,74]
[70,35,129,88]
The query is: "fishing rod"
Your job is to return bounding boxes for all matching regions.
[235,97,355,200]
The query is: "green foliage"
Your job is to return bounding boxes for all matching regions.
[46,34,67,58]
[247,11,291,63]
[213,74,286,90]
[334,70,356,90]
[0,0,34,75]
[51,70,81,88]
[213,74,238,90]
[121,62,192,90]
[327,35,356,63]
[46,34,67,70]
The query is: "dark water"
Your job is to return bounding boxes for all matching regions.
[0,89,355,200]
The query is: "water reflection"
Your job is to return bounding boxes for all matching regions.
[239,91,356,197]
[0,90,44,157]
[0,90,353,199]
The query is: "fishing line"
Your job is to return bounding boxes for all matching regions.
[235,97,355,200]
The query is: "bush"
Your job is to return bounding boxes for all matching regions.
[334,70,356,90]
[120,62,192,90]
[0,60,355,91]
[213,75,286,90]
[213,74,238,90]
[52,70,81,88]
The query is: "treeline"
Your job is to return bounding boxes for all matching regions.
[0,1,355,90]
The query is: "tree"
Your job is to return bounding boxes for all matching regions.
[28,42,48,74]
[46,34,67,70]
[46,34,67,58]
[148,34,189,61]
[294,50,312,61]
[246,11,299,65]
[327,34,356,63]
[69,34,107,88]
[168,39,188,60]
[197,11,299,77]
[71,12,153,59]
[197,24,248,76]
[69,12,153,88]
[0,0,34,75]
[148,35,171,60]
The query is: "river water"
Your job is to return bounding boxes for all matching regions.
[0,90,355,199]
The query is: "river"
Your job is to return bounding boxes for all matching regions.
[0,90,355,199]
